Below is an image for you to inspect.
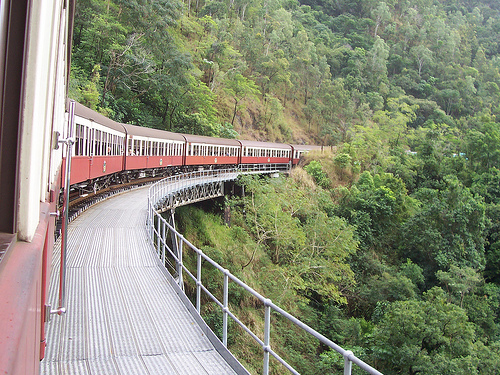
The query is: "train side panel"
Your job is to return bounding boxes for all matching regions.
[0,1,74,374]
[89,156,124,179]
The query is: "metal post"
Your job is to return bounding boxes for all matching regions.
[178,239,184,291]
[52,100,76,316]
[223,271,229,347]
[263,299,271,375]
[344,350,353,375]
[161,219,166,265]
[196,252,202,313]
[156,214,160,253]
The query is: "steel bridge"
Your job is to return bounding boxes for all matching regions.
[41,166,382,375]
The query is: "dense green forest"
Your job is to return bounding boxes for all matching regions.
[71,0,500,373]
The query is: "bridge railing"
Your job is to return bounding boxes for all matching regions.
[147,165,383,375]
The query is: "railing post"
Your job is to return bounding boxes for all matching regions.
[161,218,166,266]
[178,238,184,291]
[263,299,271,375]
[196,252,202,313]
[156,214,160,253]
[223,270,229,347]
[344,350,353,375]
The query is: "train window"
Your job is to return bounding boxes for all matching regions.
[75,124,83,156]
[103,132,107,155]
[95,130,101,156]
[127,138,132,155]
[133,139,139,155]
[102,132,107,155]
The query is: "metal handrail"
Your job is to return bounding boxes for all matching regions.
[147,166,383,375]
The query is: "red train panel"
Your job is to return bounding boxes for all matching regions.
[125,155,148,171]
[147,155,183,168]
[65,156,90,186]
[185,155,239,166]
[240,156,291,164]
[89,156,124,179]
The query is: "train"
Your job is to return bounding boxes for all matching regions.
[0,1,321,373]
[67,101,321,194]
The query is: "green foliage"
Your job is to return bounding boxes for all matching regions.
[372,287,477,375]
[74,1,500,372]
[236,175,358,304]
[304,160,330,188]
[401,176,486,282]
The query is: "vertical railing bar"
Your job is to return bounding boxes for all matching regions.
[197,252,202,313]
[223,270,229,347]
[156,214,160,253]
[162,218,166,265]
[344,351,353,375]
[178,237,184,290]
[263,299,271,375]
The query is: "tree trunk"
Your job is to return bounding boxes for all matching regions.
[231,99,238,126]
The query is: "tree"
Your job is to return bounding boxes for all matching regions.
[401,176,486,283]
[410,45,433,77]
[223,73,260,126]
[436,265,482,308]
[371,2,392,37]
[372,287,476,375]
[237,175,357,304]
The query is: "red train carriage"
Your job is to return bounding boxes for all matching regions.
[65,102,127,188]
[123,124,186,171]
[239,140,292,165]
[184,134,240,167]
[291,144,323,165]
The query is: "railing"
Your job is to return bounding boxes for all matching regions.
[147,165,383,375]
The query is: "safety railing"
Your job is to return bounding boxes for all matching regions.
[147,165,383,375]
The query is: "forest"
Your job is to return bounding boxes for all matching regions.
[71,0,500,373]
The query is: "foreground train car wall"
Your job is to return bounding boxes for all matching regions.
[0,0,74,374]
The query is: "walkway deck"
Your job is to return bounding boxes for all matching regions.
[40,186,242,374]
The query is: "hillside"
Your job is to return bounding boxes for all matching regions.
[70,1,500,373]
[71,0,500,145]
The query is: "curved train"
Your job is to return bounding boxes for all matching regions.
[0,1,320,373]
[68,102,320,194]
